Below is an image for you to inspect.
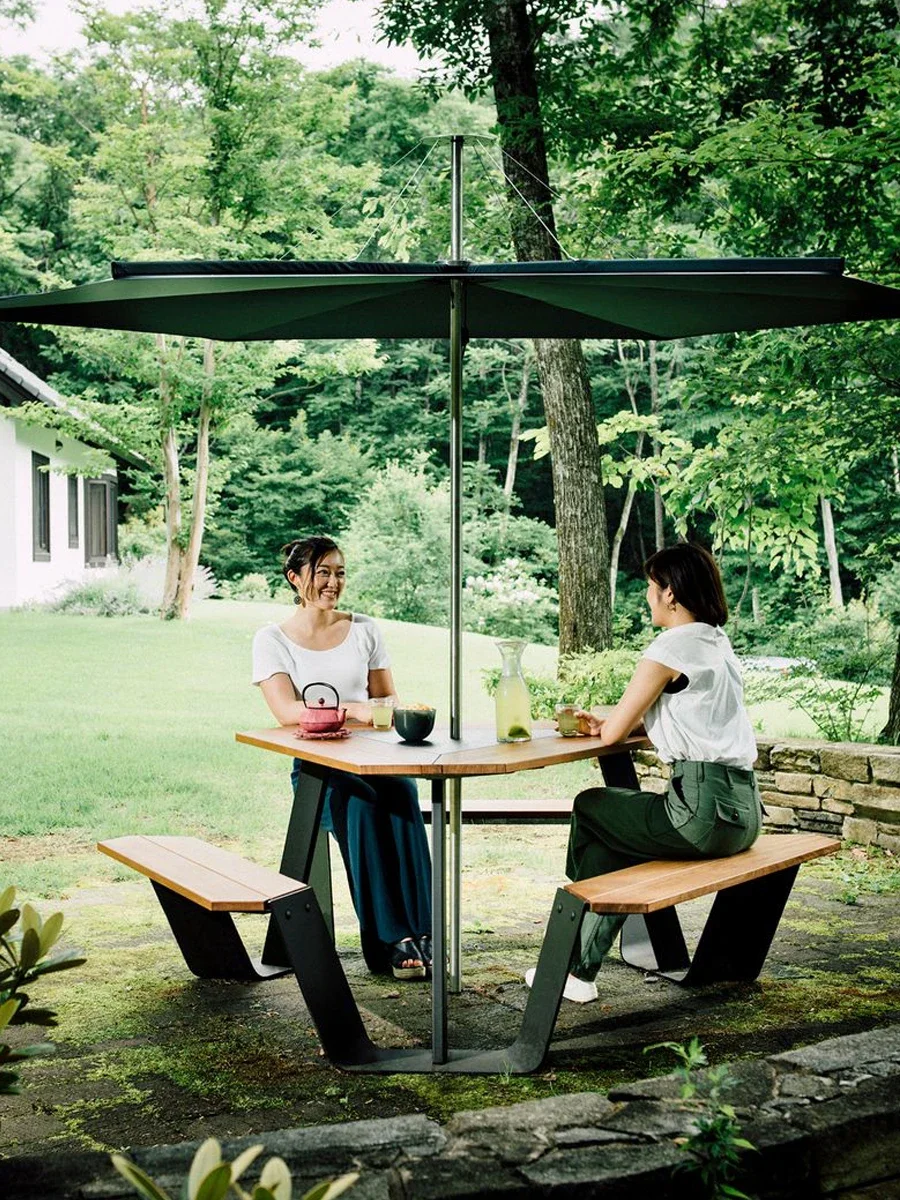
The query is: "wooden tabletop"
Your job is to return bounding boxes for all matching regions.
[235,723,652,778]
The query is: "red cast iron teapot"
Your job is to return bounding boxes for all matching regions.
[297,682,347,734]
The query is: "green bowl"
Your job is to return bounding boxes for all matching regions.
[394,707,436,744]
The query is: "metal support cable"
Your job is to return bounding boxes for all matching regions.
[288,139,428,257]
[478,143,576,261]
[354,140,442,261]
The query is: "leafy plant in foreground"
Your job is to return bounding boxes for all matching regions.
[112,1136,358,1200]
[645,1037,756,1200]
[0,885,85,1094]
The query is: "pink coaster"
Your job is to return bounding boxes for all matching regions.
[294,728,352,741]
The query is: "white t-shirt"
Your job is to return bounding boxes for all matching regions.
[641,623,757,769]
[251,614,390,705]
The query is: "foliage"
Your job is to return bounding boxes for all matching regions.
[483,649,640,715]
[742,599,891,741]
[51,558,216,617]
[217,574,274,602]
[744,666,884,744]
[112,1135,358,1200]
[463,558,558,644]
[0,886,85,1095]
[340,457,451,624]
[644,1037,755,1200]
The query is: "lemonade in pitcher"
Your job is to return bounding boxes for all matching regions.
[494,639,532,743]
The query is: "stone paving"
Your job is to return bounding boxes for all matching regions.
[0,830,898,1193]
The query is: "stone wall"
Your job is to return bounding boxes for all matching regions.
[634,738,900,852]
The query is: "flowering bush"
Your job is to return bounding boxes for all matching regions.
[463,558,558,644]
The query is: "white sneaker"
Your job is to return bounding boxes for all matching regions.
[524,967,598,1004]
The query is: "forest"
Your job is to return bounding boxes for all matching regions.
[1,0,898,740]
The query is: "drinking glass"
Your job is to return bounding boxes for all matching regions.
[555,703,580,737]
[370,697,395,730]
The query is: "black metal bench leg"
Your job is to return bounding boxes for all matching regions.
[684,865,800,985]
[151,882,289,981]
[505,889,588,1073]
[267,891,384,1068]
[620,910,691,977]
[263,763,332,968]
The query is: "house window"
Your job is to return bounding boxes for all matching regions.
[68,476,79,548]
[32,452,50,561]
[85,476,118,567]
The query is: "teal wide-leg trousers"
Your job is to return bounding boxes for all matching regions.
[566,760,762,981]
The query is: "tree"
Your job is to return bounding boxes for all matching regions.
[379,0,614,655]
[51,0,376,618]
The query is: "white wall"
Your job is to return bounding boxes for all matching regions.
[0,413,117,608]
[0,418,17,608]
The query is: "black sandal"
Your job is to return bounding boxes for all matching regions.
[388,938,426,980]
[417,934,432,975]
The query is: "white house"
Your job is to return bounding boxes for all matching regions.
[0,346,143,609]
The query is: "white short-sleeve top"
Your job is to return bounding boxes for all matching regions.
[251,614,390,705]
[641,623,757,769]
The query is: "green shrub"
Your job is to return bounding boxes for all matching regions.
[1,886,85,1095]
[463,559,558,644]
[483,648,640,716]
[744,666,884,743]
[218,573,273,602]
[51,557,216,616]
[341,458,451,625]
[52,576,149,617]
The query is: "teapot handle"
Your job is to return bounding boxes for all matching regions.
[301,681,340,709]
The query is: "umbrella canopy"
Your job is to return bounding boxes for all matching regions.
[2,257,899,341]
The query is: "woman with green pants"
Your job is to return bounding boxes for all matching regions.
[527,542,762,1004]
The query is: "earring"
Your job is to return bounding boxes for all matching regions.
[293,593,301,606]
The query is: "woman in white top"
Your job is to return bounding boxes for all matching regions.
[526,542,761,1004]
[252,536,431,981]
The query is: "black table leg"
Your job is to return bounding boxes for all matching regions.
[262,762,331,968]
[431,777,448,1065]
[599,751,641,789]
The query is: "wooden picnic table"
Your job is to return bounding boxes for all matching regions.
[236,721,651,1070]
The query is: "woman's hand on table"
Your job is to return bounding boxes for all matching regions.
[345,701,373,724]
[574,710,605,737]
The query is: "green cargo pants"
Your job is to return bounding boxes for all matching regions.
[567,760,763,981]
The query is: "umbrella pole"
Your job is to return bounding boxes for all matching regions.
[448,134,464,992]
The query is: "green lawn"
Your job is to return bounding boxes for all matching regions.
[0,601,566,895]
[0,600,886,897]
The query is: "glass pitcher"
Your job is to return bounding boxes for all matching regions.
[494,638,532,743]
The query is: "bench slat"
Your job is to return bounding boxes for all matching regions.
[565,833,839,914]
[98,835,305,912]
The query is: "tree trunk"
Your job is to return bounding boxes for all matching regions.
[503,349,530,499]
[610,475,639,610]
[649,341,665,550]
[485,0,611,654]
[752,586,762,625]
[158,335,183,619]
[175,339,215,620]
[820,495,844,609]
[882,628,900,744]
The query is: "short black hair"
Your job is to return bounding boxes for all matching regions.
[643,542,728,626]
[281,536,342,605]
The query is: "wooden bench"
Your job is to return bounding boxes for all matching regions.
[508,831,841,1072]
[98,834,382,1068]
